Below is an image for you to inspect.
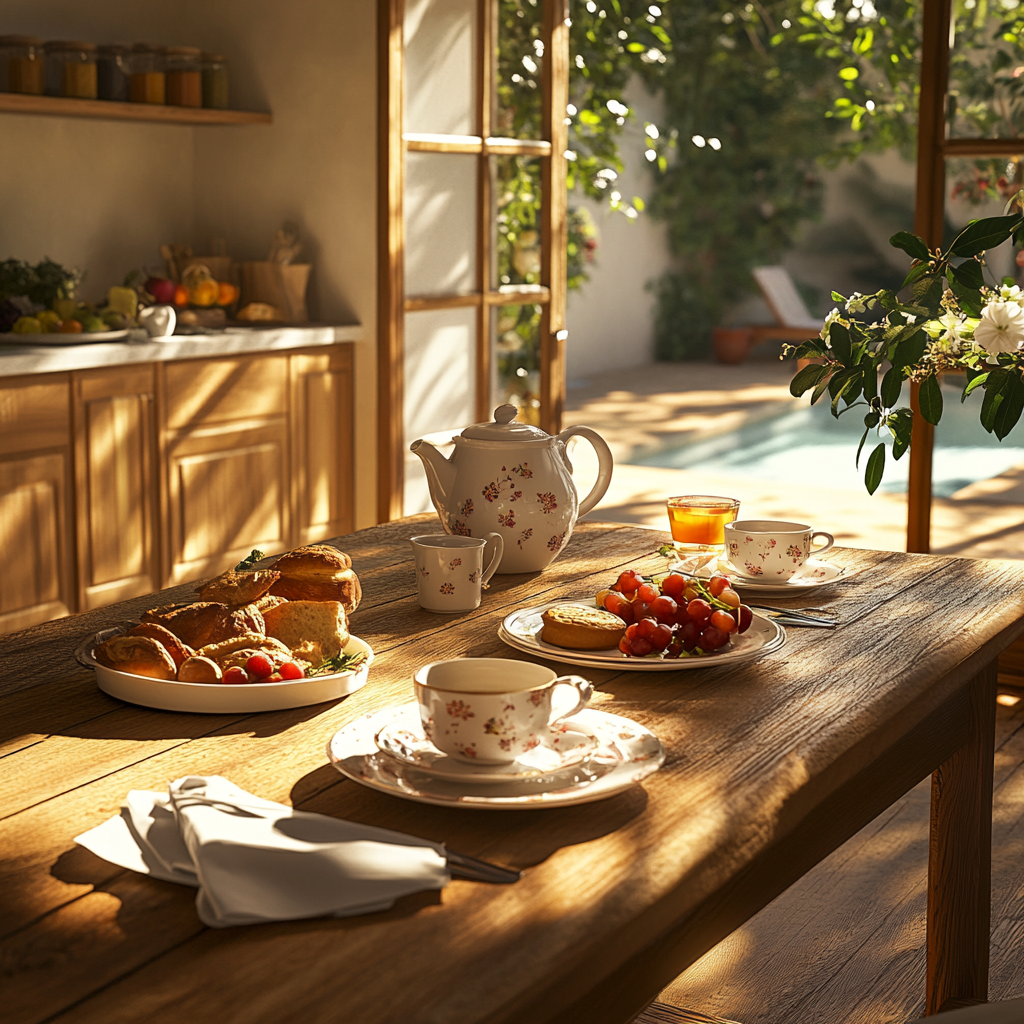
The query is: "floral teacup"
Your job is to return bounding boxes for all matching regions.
[723,520,834,582]
[414,658,593,763]
[410,534,503,613]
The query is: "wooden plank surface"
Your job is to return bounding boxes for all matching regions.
[1,521,1023,1024]
[0,92,271,125]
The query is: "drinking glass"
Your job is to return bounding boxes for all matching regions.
[666,495,740,557]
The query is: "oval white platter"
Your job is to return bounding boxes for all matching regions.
[0,329,129,346]
[498,600,785,671]
[328,703,665,810]
[76,628,373,713]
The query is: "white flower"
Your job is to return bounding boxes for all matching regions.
[846,292,867,313]
[903,312,917,324]
[820,307,843,339]
[933,312,963,354]
[1000,283,1023,302]
[974,300,1024,354]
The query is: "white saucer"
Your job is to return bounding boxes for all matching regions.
[690,558,850,594]
[374,718,600,783]
[328,704,664,810]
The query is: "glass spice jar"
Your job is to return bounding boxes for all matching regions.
[0,35,44,94]
[45,40,98,99]
[128,43,165,104]
[97,43,130,102]
[200,52,229,109]
[165,46,201,107]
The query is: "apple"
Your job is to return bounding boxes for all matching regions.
[145,277,177,305]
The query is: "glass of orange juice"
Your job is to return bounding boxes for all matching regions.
[666,495,740,557]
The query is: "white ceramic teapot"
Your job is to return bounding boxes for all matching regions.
[410,405,614,573]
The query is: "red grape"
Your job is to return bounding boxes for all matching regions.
[649,595,678,623]
[665,640,683,659]
[618,636,632,655]
[223,666,249,685]
[708,575,730,597]
[632,600,651,620]
[661,574,687,599]
[637,582,659,604]
[687,598,713,622]
[603,591,623,614]
[629,637,654,657]
[677,620,701,651]
[718,588,741,609]
[625,623,641,640]
[683,586,702,603]
[637,617,659,640]
[617,570,643,594]
[616,601,635,625]
[736,605,753,633]
[700,625,729,651]
[650,623,673,650]
[710,609,737,633]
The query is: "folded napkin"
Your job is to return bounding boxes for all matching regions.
[75,775,450,927]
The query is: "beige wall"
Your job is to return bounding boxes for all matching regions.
[0,0,379,529]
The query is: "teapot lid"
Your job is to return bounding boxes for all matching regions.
[459,404,551,441]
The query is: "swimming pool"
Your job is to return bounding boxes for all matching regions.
[633,382,1024,497]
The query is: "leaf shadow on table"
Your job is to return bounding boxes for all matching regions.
[289,764,650,871]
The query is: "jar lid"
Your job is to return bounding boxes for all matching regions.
[0,35,44,47]
[459,404,551,441]
[45,40,97,51]
[165,46,201,56]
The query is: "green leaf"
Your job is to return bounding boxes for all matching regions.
[900,262,931,290]
[918,375,943,425]
[880,366,903,407]
[981,384,1005,433]
[911,274,945,317]
[831,290,846,302]
[838,66,859,80]
[632,196,645,212]
[864,443,886,494]
[962,371,990,402]
[889,231,930,261]
[856,426,870,467]
[949,214,1024,258]
[626,42,646,53]
[993,373,1024,440]
[948,274,984,318]
[810,373,833,405]
[829,321,852,366]
[950,259,985,290]
[892,330,927,369]
[790,363,829,397]
[893,433,910,460]
[795,339,826,358]
[864,410,881,428]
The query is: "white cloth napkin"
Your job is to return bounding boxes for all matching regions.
[75,775,450,927]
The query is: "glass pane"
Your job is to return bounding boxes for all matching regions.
[493,303,541,424]
[948,5,1024,139]
[493,154,542,289]
[496,0,544,139]
[404,0,478,136]
[405,152,478,295]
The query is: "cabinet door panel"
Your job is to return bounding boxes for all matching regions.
[0,453,72,633]
[163,356,288,430]
[0,376,69,457]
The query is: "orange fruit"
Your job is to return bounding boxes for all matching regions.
[216,282,239,306]
[190,279,220,307]
[58,319,83,333]
[173,284,190,307]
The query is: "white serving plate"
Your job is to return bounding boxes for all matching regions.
[691,557,851,594]
[498,600,785,671]
[76,628,373,713]
[0,329,129,345]
[328,704,664,810]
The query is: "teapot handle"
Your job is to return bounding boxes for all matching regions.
[555,425,614,518]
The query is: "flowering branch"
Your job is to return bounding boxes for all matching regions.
[786,199,1024,494]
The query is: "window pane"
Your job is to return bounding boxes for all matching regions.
[405,152,478,296]
[493,303,541,425]
[404,0,478,136]
[496,0,544,139]
[404,307,478,514]
[493,154,542,289]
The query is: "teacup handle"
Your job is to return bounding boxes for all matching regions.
[548,675,594,725]
[480,533,504,585]
[810,531,834,557]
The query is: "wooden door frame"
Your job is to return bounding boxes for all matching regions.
[376,0,569,522]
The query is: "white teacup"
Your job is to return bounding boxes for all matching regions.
[724,520,834,582]
[410,534,503,613]
[414,658,593,763]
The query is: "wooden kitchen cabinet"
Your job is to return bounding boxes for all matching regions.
[0,376,75,633]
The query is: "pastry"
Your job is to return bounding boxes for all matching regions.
[540,604,628,650]
[141,602,265,649]
[262,600,349,663]
[197,633,291,668]
[177,656,223,684]
[94,635,177,679]
[197,570,280,606]
[269,545,361,612]
[127,623,195,668]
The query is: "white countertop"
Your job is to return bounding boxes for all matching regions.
[0,324,363,377]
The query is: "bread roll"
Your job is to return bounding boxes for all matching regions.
[141,602,265,649]
[197,569,280,606]
[95,636,177,679]
[253,594,288,615]
[177,656,223,683]
[221,647,293,675]
[273,544,352,573]
[269,545,361,612]
[127,623,195,668]
[540,604,627,650]
[198,633,292,668]
[262,600,348,663]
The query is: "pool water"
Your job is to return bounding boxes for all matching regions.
[633,383,1024,497]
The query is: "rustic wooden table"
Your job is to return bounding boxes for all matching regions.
[3,519,1023,1024]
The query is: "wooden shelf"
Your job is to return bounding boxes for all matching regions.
[0,92,271,125]
[943,137,1024,157]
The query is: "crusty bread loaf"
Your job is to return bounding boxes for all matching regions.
[127,623,195,668]
[198,570,280,606]
[263,600,349,664]
[141,602,265,649]
[95,635,177,679]
[197,633,291,667]
[254,594,288,614]
[177,656,223,683]
[540,604,627,650]
[269,545,361,612]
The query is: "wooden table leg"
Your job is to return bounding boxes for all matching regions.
[926,660,997,1014]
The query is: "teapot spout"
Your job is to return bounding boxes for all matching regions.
[409,439,457,512]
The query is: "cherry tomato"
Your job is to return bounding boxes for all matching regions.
[710,610,738,633]
[223,666,249,685]
[650,623,673,650]
[700,625,729,651]
[629,637,654,657]
[660,574,687,599]
[687,598,713,622]
[708,575,731,597]
[677,620,701,651]
[618,636,633,655]
[736,605,754,633]
[625,623,641,640]
[246,653,274,678]
[649,595,678,623]
[637,617,659,640]
[637,582,660,605]
[280,661,305,680]
[617,570,643,594]
[718,588,741,609]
